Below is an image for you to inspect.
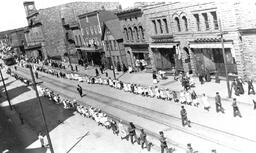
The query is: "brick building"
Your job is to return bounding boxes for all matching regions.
[77,9,118,66]
[116,8,149,70]
[0,27,26,56]
[101,18,126,70]
[142,1,256,78]
[23,1,120,62]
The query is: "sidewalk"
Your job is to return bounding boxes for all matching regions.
[42,62,255,106]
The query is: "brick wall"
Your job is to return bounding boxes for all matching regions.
[36,2,119,59]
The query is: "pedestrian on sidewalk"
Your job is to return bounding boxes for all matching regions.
[77,84,83,97]
[237,77,244,95]
[215,92,225,113]
[38,132,45,148]
[125,122,138,144]
[159,131,168,153]
[95,68,99,77]
[247,79,255,95]
[14,66,17,70]
[201,93,210,111]
[232,98,242,118]
[18,113,24,125]
[180,106,191,127]
[35,71,38,79]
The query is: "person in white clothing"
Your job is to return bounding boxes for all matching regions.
[201,93,210,111]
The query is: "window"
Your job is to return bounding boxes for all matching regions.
[86,16,89,23]
[202,13,209,30]
[86,27,89,35]
[124,28,129,41]
[182,16,188,31]
[98,25,101,33]
[134,26,140,41]
[90,26,94,35]
[157,19,163,34]
[152,20,157,34]
[94,25,98,34]
[75,35,78,45]
[79,35,82,46]
[194,14,200,31]
[211,11,219,30]
[163,18,169,33]
[174,17,181,32]
[139,26,145,40]
[128,27,133,41]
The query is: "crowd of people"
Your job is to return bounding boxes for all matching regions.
[9,72,156,152]
[20,61,256,119]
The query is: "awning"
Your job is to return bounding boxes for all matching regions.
[150,43,177,48]
[189,42,233,48]
[79,47,103,53]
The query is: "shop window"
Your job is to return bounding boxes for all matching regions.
[174,17,181,32]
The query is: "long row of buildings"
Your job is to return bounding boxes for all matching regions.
[1,1,256,79]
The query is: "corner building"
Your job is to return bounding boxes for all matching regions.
[143,1,256,78]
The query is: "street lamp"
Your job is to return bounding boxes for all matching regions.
[28,65,54,153]
[219,19,231,98]
[0,68,12,110]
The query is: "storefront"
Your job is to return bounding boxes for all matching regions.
[189,41,237,76]
[150,43,182,71]
[79,47,104,66]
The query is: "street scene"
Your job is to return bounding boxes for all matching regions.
[1,0,256,153]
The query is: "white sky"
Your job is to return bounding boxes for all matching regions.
[0,0,137,32]
[0,0,245,32]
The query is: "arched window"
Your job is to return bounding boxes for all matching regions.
[182,16,188,31]
[174,17,181,32]
[139,26,145,40]
[124,28,129,41]
[134,26,140,41]
[128,27,134,41]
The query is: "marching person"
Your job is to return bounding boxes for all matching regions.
[202,93,210,111]
[159,131,168,153]
[77,84,83,97]
[138,128,148,149]
[153,72,158,84]
[232,98,242,118]
[95,68,99,77]
[215,92,225,113]
[247,79,255,95]
[180,106,191,127]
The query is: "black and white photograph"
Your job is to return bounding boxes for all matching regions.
[0,0,256,153]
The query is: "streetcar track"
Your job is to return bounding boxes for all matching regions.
[17,68,255,152]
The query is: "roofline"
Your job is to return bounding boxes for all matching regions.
[78,10,102,19]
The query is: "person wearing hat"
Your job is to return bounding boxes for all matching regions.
[215,92,225,113]
[159,131,168,153]
[76,84,83,97]
[180,106,191,127]
[186,143,194,153]
[232,98,242,117]
[138,128,148,149]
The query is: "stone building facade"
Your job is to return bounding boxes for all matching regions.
[23,1,120,62]
[101,18,126,70]
[116,8,149,71]
[78,10,118,66]
[142,1,256,78]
